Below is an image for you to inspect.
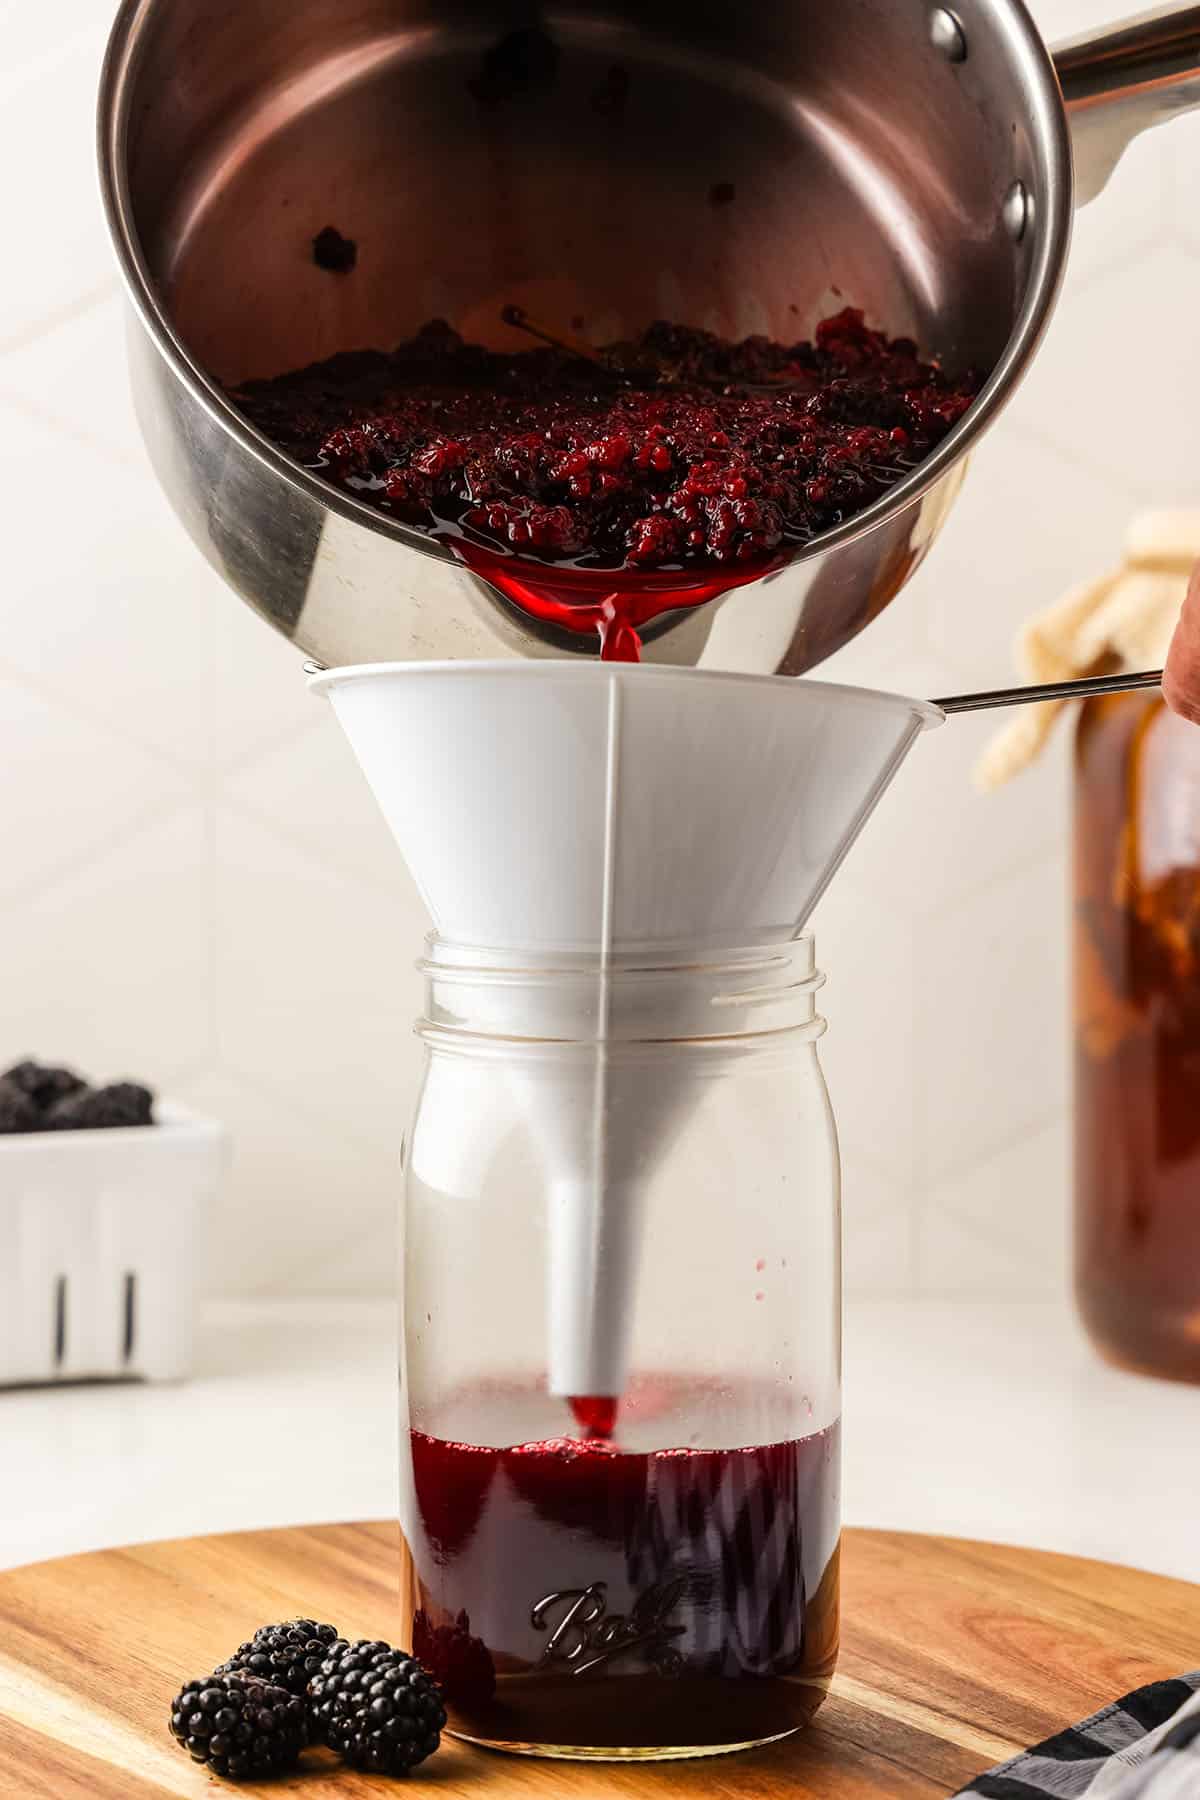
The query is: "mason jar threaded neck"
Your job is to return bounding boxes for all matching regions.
[417,935,826,1045]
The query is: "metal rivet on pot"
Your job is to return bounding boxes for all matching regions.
[1002,180,1032,243]
[930,8,967,61]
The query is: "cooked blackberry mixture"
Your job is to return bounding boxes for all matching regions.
[231,309,981,575]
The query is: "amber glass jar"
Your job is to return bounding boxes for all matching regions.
[1074,692,1200,1381]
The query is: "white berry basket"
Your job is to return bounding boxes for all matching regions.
[0,1104,227,1385]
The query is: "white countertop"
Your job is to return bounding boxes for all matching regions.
[3,1298,1197,1584]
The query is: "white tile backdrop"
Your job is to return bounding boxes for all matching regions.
[1,2,1196,1297]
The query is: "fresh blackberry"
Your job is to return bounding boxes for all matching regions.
[309,1639,445,1774]
[47,1081,154,1131]
[168,1671,307,1779]
[216,1618,340,1699]
[0,1077,39,1134]
[3,1060,86,1112]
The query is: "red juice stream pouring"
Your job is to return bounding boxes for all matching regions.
[569,1393,618,1438]
[451,537,776,663]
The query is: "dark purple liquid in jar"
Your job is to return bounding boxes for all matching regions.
[399,1379,840,1753]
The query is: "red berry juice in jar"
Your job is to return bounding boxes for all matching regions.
[398,1377,841,1755]
[400,939,843,1757]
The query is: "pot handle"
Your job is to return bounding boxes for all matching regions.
[1054,7,1200,204]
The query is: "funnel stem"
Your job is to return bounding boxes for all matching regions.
[550,672,639,1410]
[586,667,620,1347]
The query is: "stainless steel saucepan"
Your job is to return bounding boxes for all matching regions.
[98,2,1200,676]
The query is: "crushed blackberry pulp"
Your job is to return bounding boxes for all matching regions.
[232,311,981,657]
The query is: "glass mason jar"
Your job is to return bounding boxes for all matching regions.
[397,934,842,1760]
[1075,692,1200,1382]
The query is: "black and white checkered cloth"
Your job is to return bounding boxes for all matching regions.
[955,1674,1200,1798]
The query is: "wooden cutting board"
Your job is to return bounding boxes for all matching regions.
[0,1523,1196,1798]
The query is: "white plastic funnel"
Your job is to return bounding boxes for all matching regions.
[312,661,941,1404]
[311,662,941,952]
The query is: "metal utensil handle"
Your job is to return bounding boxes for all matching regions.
[934,669,1162,714]
[1055,7,1200,204]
